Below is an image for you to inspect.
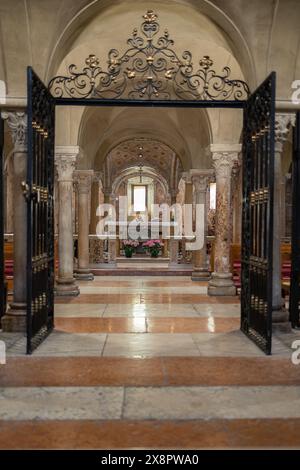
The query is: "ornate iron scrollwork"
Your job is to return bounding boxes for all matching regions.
[48,10,250,101]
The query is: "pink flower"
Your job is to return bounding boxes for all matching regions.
[123,240,139,247]
[143,239,164,249]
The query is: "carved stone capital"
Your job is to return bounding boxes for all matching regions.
[93,171,103,185]
[74,170,94,194]
[55,146,80,182]
[55,155,77,182]
[181,172,192,184]
[191,175,209,193]
[1,112,27,152]
[191,169,214,193]
[275,113,296,147]
[211,150,240,178]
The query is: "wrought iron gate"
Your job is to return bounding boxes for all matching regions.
[289,111,300,328]
[0,117,5,321]
[26,67,55,354]
[241,72,276,355]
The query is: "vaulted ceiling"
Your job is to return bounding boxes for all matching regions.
[105,138,183,190]
[1,0,300,102]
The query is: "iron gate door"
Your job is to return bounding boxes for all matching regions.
[241,72,276,355]
[26,67,55,354]
[0,117,4,320]
[289,111,300,328]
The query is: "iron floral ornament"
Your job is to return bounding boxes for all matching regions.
[48,10,250,101]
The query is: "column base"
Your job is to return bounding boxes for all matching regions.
[1,303,26,332]
[192,269,211,281]
[208,272,236,296]
[55,278,80,297]
[272,305,292,333]
[74,268,94,281]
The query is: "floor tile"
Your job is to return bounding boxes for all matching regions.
[123,385,300,420]
[55,294,141,304]
[0,357,166,387]
[103,333,200,357]
[1,356,299,388]
[28,332,106,357]
[1,419,300,449]
[102,303,198,317]
[78,286,208,294]
[146,317,239,333]
[191,331,268,357]
[163,357,300,386]
[0,333,24,349]
[54,304,107,317]
[193,303,240,317]
[55,318,147,333]
[0,387,124,420]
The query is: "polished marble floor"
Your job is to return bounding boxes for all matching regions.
[0,275,300,449]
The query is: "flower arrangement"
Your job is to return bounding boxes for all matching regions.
[122,240,139,258]
[143,239,164,258]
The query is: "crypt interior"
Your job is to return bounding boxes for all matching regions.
[0,0,300,450]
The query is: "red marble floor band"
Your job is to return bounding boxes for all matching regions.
[0,419,300,449]
[1,357,299,387]
[55,318,147,334]
[54,317,240,334]
[87,280,208,287]
[55,294,239,304]
[92,269,193,276]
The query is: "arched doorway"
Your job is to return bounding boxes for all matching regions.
[24,10,275,355]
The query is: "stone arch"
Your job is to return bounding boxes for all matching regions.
[46,0,255,90]
[112,167,169,197]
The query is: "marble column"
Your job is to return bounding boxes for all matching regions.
[232,162,242,244]
[181,174,193,264]
[168,190,179,266]
[1,112,27,331]
[90,172,102,234]
[272,114,295,326]
[4,154,14,233]
[55,147,80,296]
[103,191,117,266]
[89,173,104,265]
[191,170,213,281]
[74,170,94,280]
[208,145,240,296]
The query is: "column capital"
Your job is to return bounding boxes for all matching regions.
[211,145,241,177]
[55,147,80,182]
[1,111,27,152]
[93,171,103,184]
[74,170,94,194]
[181,172,192,184]
[275,113,296,146]
[191,170,214,193]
